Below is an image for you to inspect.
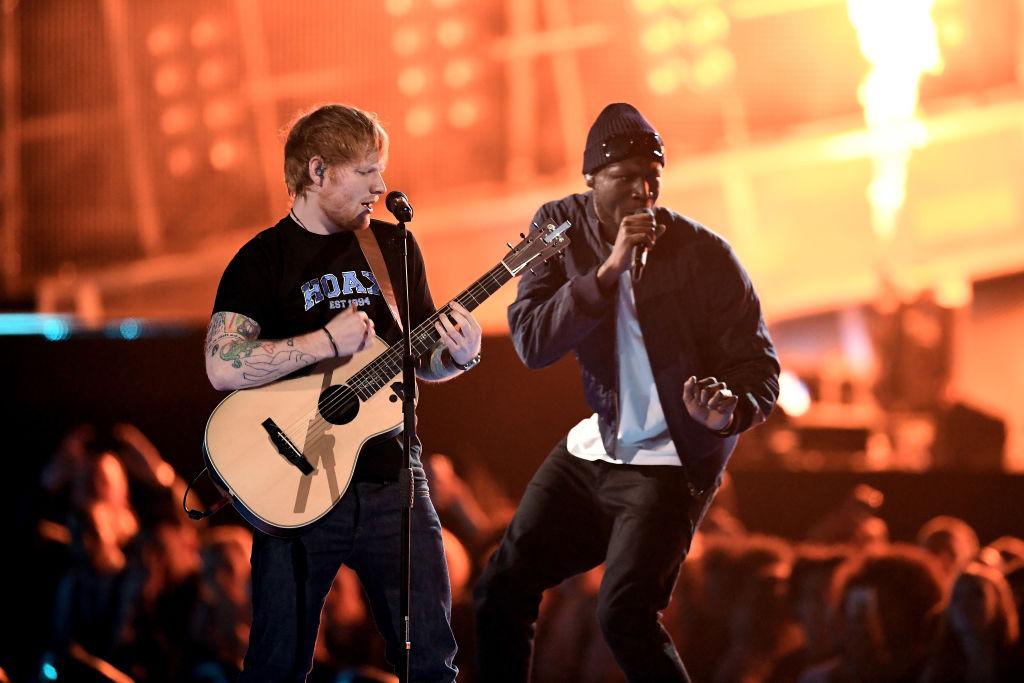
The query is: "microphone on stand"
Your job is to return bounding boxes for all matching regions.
[631,207,654,282]
[385,190,414,222]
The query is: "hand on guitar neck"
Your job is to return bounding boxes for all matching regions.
[429,300,482,377]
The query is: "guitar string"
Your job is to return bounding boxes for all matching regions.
[273,266,508,449]
[316,268,501,406]
[286,270,503,452]
[329,269,502,407]
[335,226,564,409]
[273,226,564,450]
[300,224,567,432]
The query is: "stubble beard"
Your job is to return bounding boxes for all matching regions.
[320,197,369,233]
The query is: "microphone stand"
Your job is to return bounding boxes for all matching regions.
[395,210,415,683]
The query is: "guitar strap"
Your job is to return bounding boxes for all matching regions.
[354,228,403,333]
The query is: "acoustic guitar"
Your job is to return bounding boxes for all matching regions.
[203,220,571,535]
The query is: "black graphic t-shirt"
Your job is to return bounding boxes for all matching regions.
[212,215,438,480]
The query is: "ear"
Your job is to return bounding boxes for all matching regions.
[584,173,595,188]
[308,156,325,187]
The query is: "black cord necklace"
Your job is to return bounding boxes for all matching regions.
[289,209,313,233]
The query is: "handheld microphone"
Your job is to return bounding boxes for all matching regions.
[632,207,654,282]
[385,190,414,222]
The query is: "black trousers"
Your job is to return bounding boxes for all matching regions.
[474,439,718,682]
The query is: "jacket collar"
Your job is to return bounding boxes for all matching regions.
[582,191,613,258]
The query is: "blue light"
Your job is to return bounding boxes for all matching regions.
[0,313,71,336]
[42,662,58,680]
[119,318,141,340]
[41,318,71,341]
[0,314,182,339]
[0,313,39,334]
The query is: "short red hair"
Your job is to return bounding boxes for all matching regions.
[283,104,388,197]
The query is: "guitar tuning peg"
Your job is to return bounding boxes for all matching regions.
[520,232,526,239]
[529,267,535,274]
[506,242,514,249]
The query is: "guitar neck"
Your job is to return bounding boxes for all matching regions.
[347,261,514,398]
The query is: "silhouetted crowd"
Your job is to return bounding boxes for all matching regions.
[15,423,1024,682]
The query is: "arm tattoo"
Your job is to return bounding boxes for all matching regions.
[236,314,259,338]
[416,341,458,382]
[219,339,266,368]
[207,312,262,356]
[241,350,316,381]
[205,312,227,352]
[208,312,314,387]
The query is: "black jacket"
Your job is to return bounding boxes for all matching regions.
[508,191,780,493]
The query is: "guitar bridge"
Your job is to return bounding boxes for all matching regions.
[261,418,315,475]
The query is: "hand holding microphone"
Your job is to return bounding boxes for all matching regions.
[631,177,661,282]
[596,208,666,292]
[631,207,655,282]
[617,207,663,281]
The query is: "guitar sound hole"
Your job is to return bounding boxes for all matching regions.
[318,385,360,425]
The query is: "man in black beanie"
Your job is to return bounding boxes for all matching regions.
[473,103,780,681]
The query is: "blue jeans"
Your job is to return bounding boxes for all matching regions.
[239,479,458,682]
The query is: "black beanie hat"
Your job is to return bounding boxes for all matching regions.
[582,103,663,175]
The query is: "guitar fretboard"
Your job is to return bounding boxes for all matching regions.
[347,262,513,399]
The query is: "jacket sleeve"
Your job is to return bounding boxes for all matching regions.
[507,207,613,369]
[699,237,781,436]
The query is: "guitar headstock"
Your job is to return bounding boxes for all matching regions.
[502,220,572,276]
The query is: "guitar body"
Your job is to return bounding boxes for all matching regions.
[203,335,402,536]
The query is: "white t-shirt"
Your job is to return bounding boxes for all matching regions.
[567,269,680,466]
